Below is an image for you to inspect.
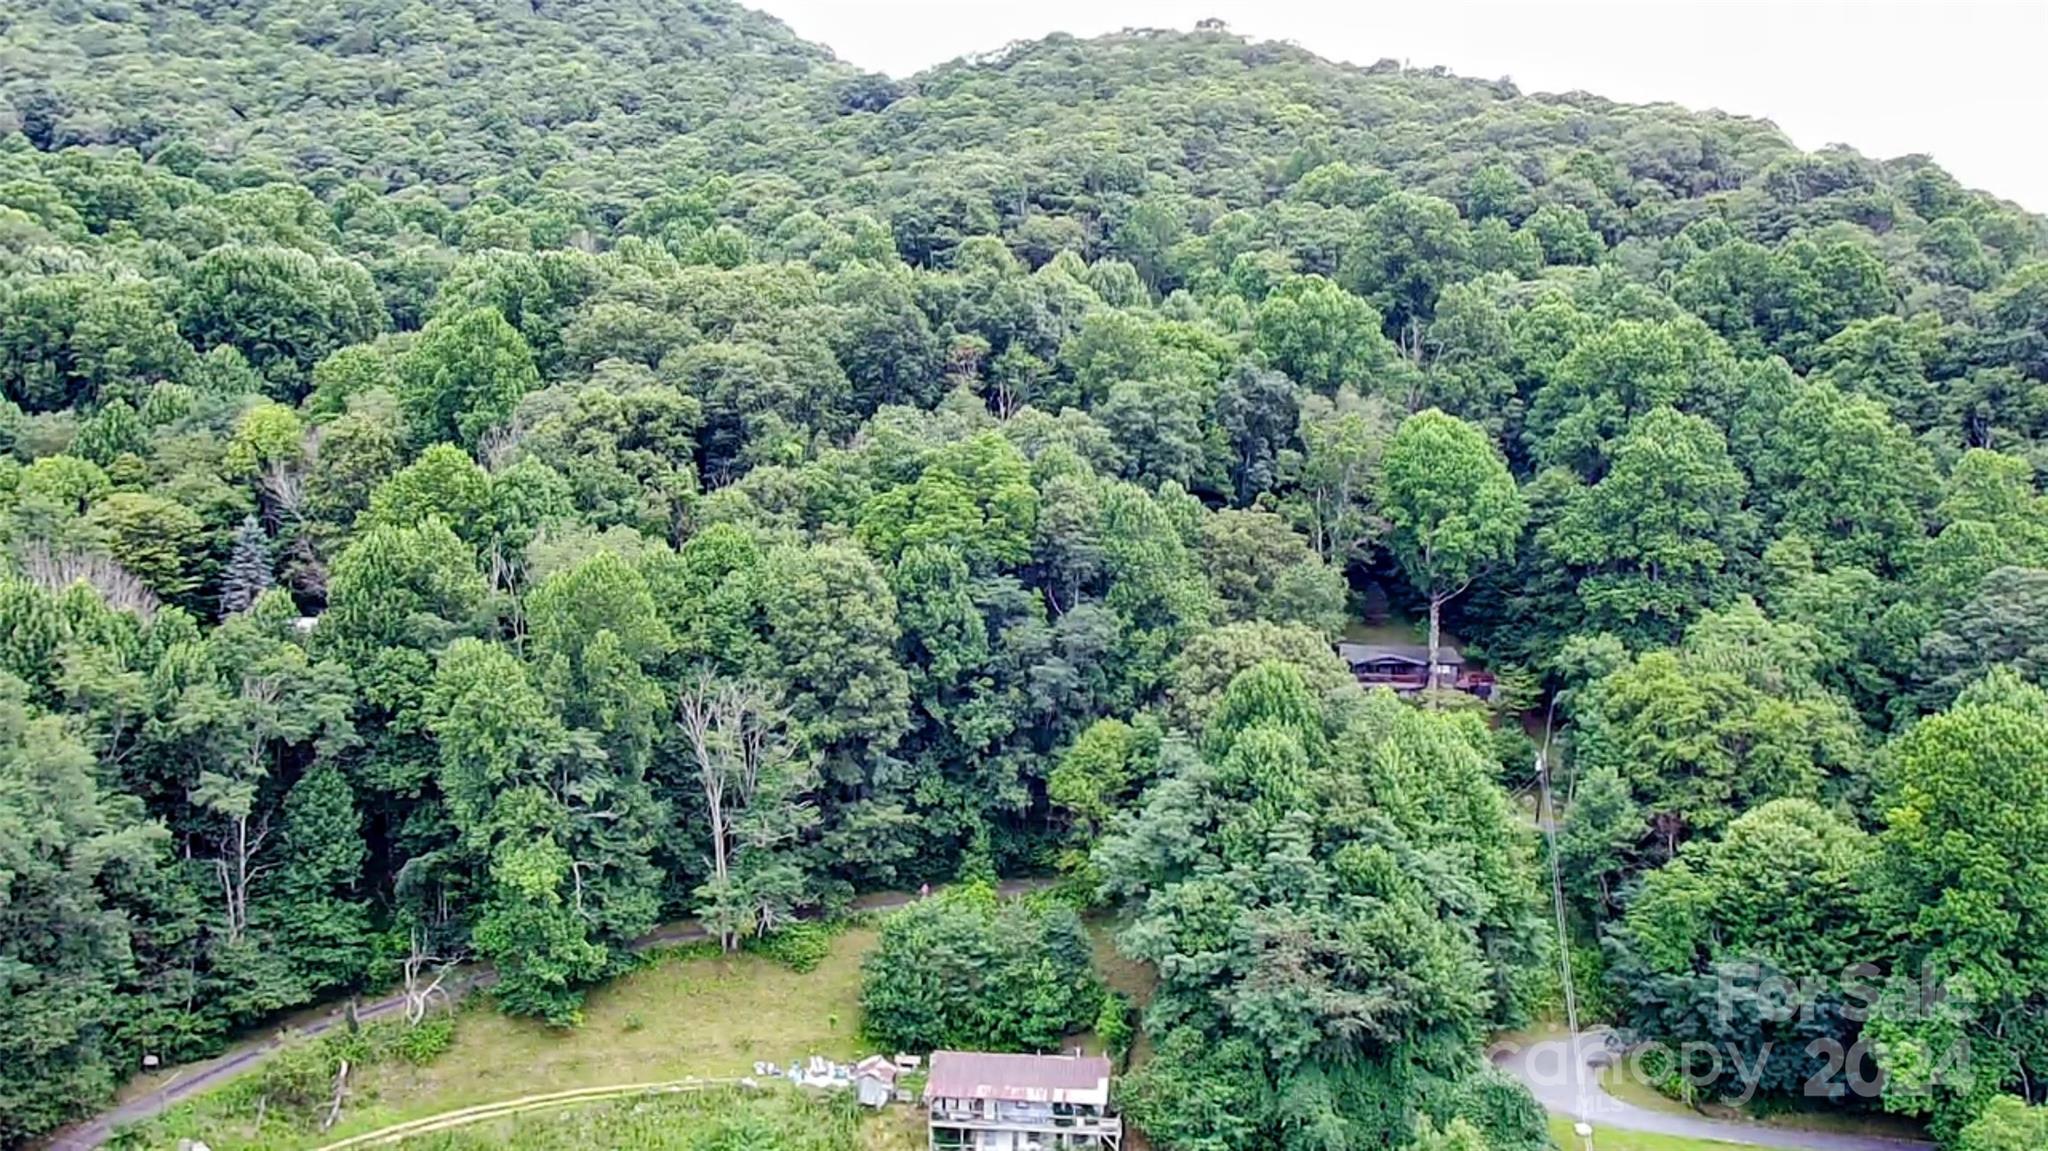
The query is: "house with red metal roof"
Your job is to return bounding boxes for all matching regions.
[923,1050,1121,1150]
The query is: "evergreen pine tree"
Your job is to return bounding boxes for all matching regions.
[220,514,274,616]
[268,761,372,995]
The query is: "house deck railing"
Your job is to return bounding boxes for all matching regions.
[1350,670,1496,698]
[928,1106,1122,1135]
[1355,670,1432,685]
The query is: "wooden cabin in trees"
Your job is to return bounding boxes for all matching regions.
[924,1051,1121,1151]
[1335,642,1496,699]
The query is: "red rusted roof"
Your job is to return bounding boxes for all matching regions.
[854,1054,898,1083]
[923,1051,1112,1105]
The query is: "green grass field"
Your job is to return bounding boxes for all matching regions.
[1547,1116,1746,1150]
[352,929,881,1114]
[122,929,895,1150]
[349,1087,905,1150]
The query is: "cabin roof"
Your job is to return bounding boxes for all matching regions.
[1335,642,1462,667]
[853,1054,898,1083]
[923,1051,1112,1105]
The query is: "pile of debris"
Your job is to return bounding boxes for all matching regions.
[750,1053,921,1107]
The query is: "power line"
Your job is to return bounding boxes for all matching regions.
[1537,695,1595,1151]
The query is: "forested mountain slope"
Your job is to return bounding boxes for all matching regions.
[0,0,850,196]
[3,3,2048,1150]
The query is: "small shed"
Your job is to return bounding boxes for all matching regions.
[852,1054,898,1108]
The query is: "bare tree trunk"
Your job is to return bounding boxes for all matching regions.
[217,809,271,943]
[678,677,736,951]
[1427,592,1445,704]
[214,676,283,942]
[402,929,458,1025]
[320,1060,350,1131]
[232,811,252,939]
[678,675,800,952]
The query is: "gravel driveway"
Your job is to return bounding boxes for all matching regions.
[1492,1030,1934,1151]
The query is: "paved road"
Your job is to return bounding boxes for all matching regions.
[1492,1029,1934,1151]
[45,879,1049,1150]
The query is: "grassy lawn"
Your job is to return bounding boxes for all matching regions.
[1547,1116,1746,1150]
[1595,1061,1700,1117]
[357,929,879,1112]
[124,928,892,1149]
[308,1086,922,1151]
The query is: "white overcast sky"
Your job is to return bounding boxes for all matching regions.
[753,0,2048,213]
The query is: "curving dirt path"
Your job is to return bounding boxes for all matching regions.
[44,879,1049,1150]
[309,1077,745,1150]
[1492,1028,1935,1151]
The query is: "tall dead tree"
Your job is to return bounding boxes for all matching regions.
[402,927,460,1025]
[675,674,816,951]
[192,675,283,942]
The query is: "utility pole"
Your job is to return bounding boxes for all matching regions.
[1538,694,1594,1151]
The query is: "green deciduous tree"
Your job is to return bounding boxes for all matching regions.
[1098,376,1213,491]
[1608,799,1883,1099]
[427,639,628,1025]
[1568,602,1868,861]
[1122,1028,1273,1151]
[0,675,167,1145]
[1522,202,1603,266]
[1343,191,1473,348]
[1254,276,1402,394]
[267,760,372,995]
[399,307,542,448]
[1957,1097,2048,1151]
[1753,380,1935,574]
[1918,567,2048,710]
[1099,662,1542,1151]
[223,401,305,478]
[1525,315,1738,480]
[1919,450,2048,611]
[1286,387,1394,570]
[177,246,383,395]
[320,519,486,668]
[750,542,912,885]
[1869,668,2048,1133]
[1215,360,1301,502]
[86,491,209,605]
[361,443,494,544]
[1379,410,1524,689]
[1198,508,1348,633]
[1047,715,1162,881]
[4,11,2048,1148]
[1543,407,1753,648]
[860,886,1101,1053]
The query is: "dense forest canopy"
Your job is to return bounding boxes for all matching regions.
[3,2,2048,1149]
